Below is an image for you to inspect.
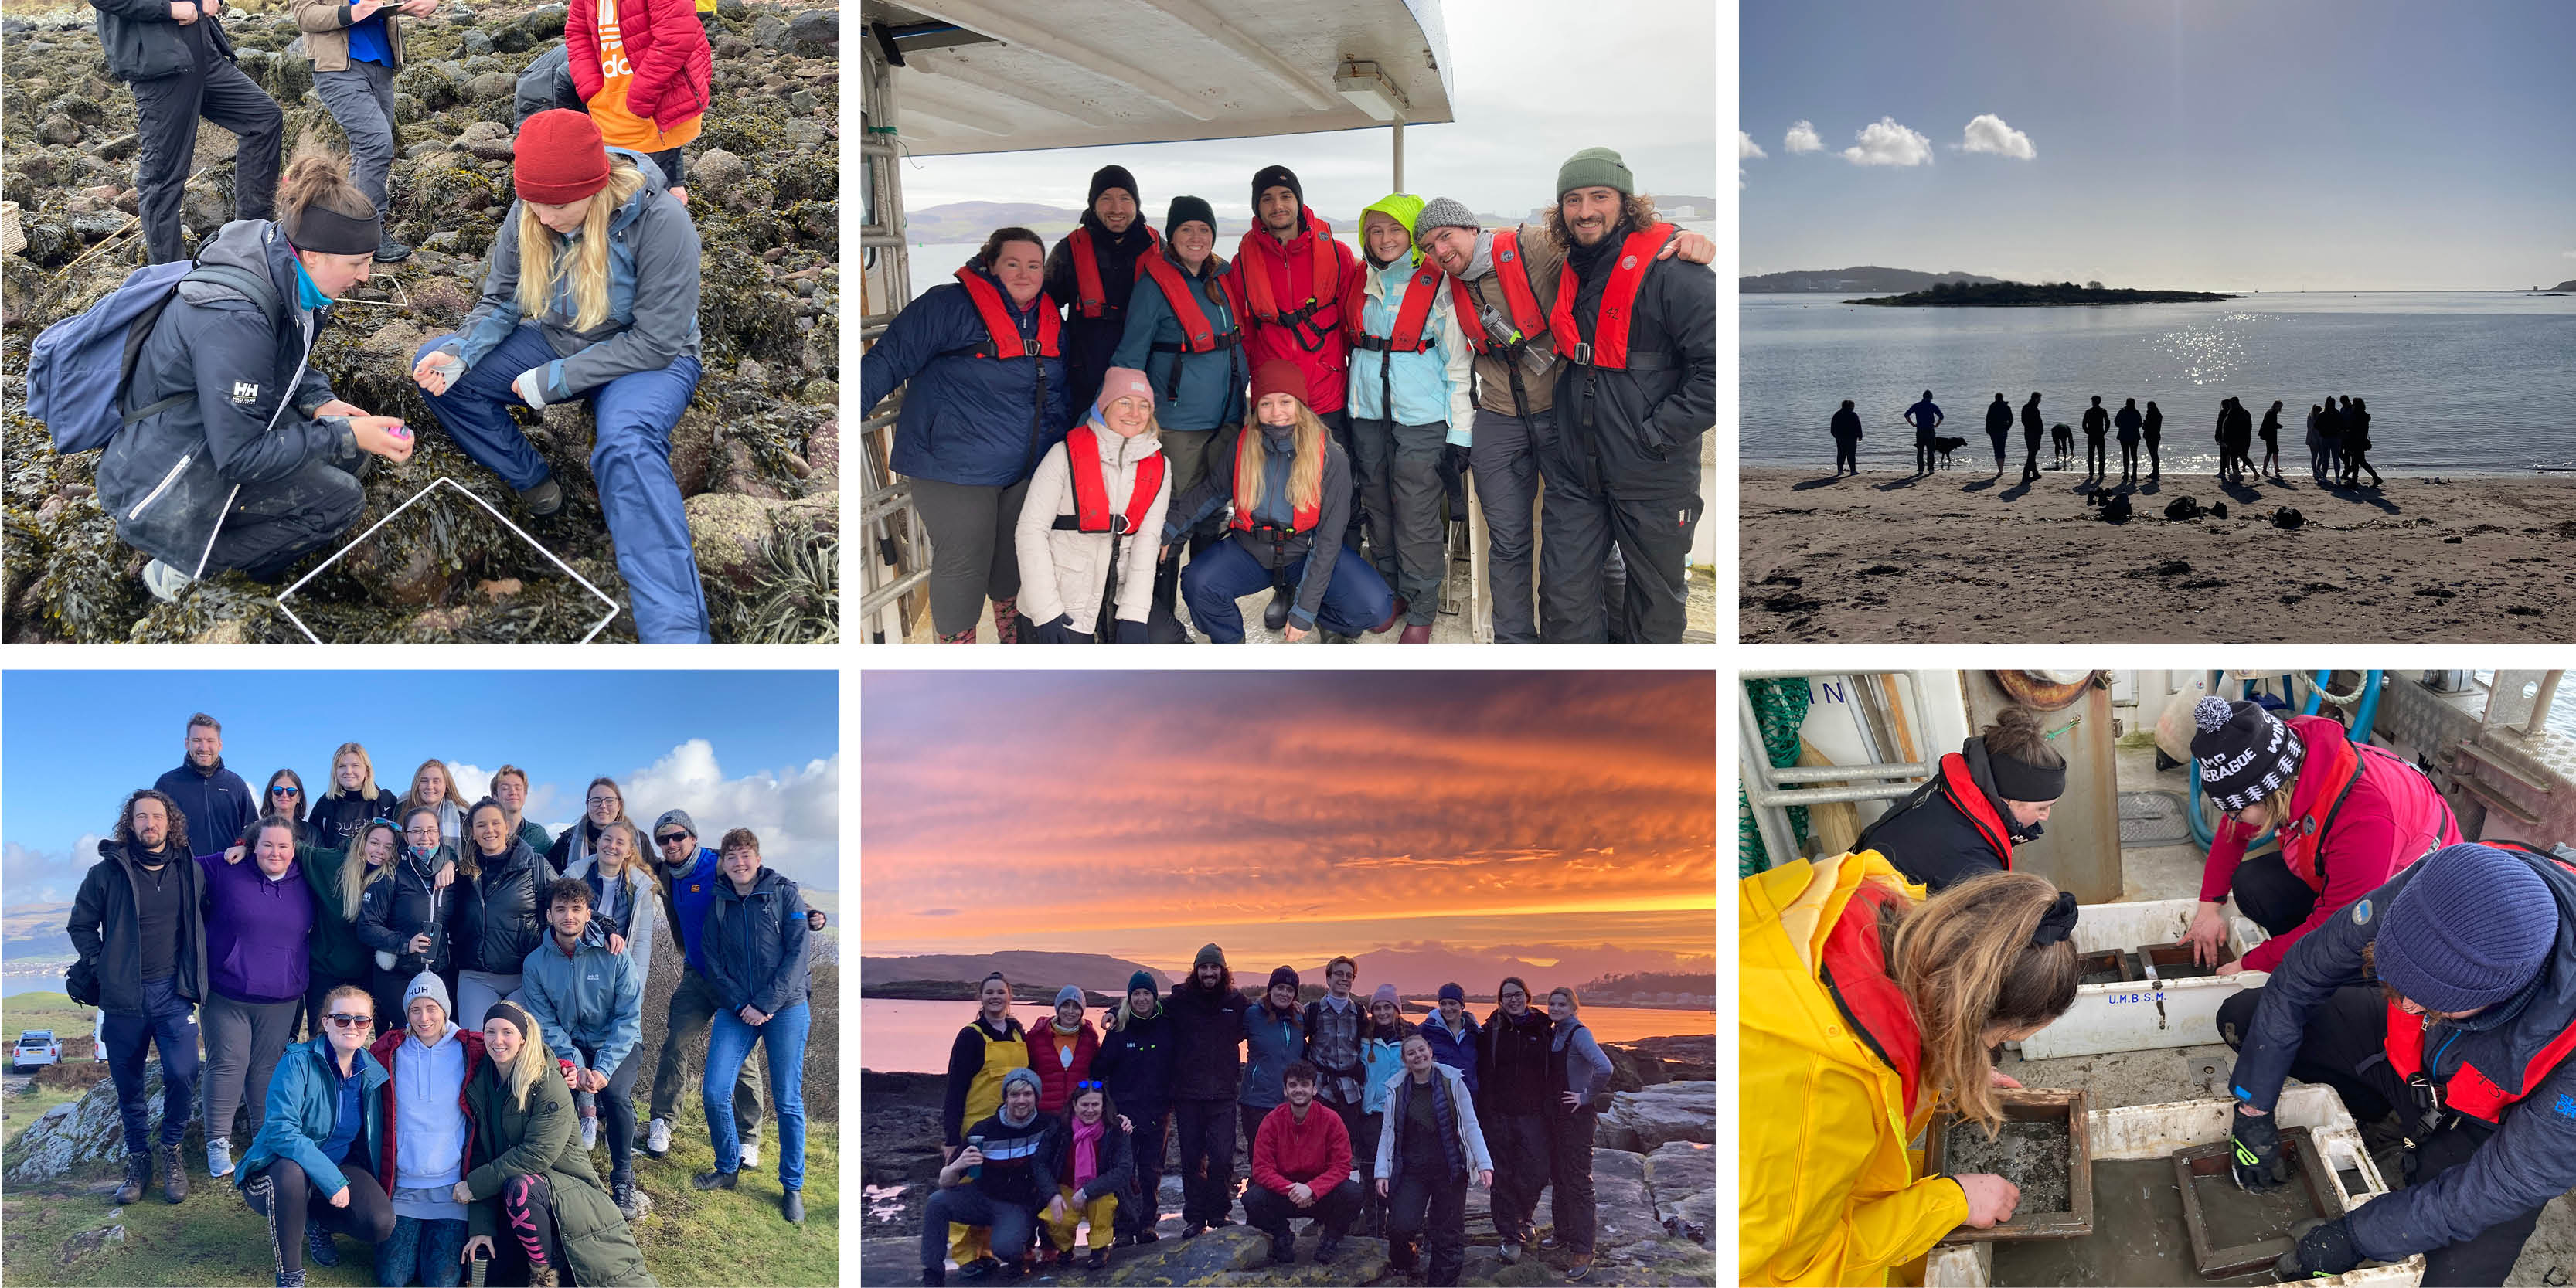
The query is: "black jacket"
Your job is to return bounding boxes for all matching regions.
[2082,405,2109,438]
[152,756,254,858]
[1092,1003,1179,1120]
[1547,227,1716,498]
[97,220,356,573]
[357,845,458,977]
[92,0,237,82]
[1044,210,1160,407]
[66,838,208,1014]
[1856,740,2039,892]
[1165,979,1251,1103]
[1033,1113,1139,1210]
[1829,407,1862,440]
[1479,1006,1556,1117]
[306,789,399,853]
[701,867,812,1017]
[451,840,547,975]
[1986,399,2013,434]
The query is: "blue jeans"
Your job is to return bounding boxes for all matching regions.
[1182,535,1393,642]
[706,1001,806,1191]
[102,975,199,1154]
[413,327,713,642]
[375,1214,467,1287]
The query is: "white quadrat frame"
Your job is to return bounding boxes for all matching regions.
[273,476,620,644]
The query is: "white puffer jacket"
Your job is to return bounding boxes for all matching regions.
[1012,416,1171,636]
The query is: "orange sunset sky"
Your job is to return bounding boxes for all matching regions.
[860,671,1717,988]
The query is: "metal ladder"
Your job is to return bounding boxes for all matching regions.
[1738,668,1936,868]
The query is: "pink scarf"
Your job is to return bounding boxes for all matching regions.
[1070,1115,1105,1188]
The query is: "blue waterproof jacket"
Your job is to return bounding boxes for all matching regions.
[861,265,1072,487]
[152,756,256,858]
[1240,998,1308,1111]
[519,919,644,1075]
[1418,1010,1482,1096]
[238,1033,390,1198]
[1109,248,1245,433]
[701,866,812,1018]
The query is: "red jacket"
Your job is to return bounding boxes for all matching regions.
[1228,210,1359,414]
[1251,1100,1353,1195]
[2203,714,2461,971]
[1027,1021,1099,1116]
[567,0,712,131]
[368,1026,487,1188]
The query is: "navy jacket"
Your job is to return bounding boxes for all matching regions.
[1240,999,1308,1112]
[1092,1003,1179,1120]
[154,756,257,858]
[92,0,238,81]
[701,867,812,1017]
[2231,850,2576,1263]
[860,265,1072,488]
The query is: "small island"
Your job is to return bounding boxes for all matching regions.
[1849,280,2240,307]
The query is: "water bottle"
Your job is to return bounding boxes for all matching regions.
[965,1133,985,1183]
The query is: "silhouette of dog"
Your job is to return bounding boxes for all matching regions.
[1931,436,1967,468]
[2051,423,2075,468]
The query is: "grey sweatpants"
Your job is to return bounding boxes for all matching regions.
[1349,417,1448,626]
[910,476,1030,637]
[202,990,301,1144]
[454,970,522,1034]
[1468,409,1546,643]
[312,59,399,212]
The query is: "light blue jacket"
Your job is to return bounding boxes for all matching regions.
[1347,257,1475,444]
[517,919,643,1075]
[1359,1022,1411,1115]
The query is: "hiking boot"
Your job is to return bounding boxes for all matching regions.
[1398,624,1432,644]
[581,1115,599,1149]
[611,1172,640,1220]
[306,1225,339,1267]
[692,1168,738,1191]
[739,1144,759,1170]
[1133,1229,1157,1245]
[206,1136,234,1178]
[1567,1251,1595,1280]
[781,1189,804,1224]
[1085,1248,1108,1269]
[373,236,413,263]
[645,1117,672,1157]
[1538,1232,1563,1250]
[1182,1222,1206,1240]
[520,477,564,517]
[1050,1248,1074,1266]
[1268,1229,1297,1264]
[1369,596,1406,634]
[1315,1231,1342,1262]
[1263,590,1292,633]
[158,1142,189,1202]
[141,559,192,602]
[921,1269,945,1288]
[276,1270,307,1288]
[955,1256,1000,1281]
[114,1151,149,1205]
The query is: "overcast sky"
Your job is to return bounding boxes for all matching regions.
[883,0,1719,233]
[1740,0,2576,290]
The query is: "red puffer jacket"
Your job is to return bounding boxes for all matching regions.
[1027,1020,1100,1116]
[567,0,713,132]
[1228,210,1360,414]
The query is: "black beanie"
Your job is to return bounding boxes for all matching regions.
[1268,965,1299,991]
[2190,697,2306,813]
[1165,195,1216,240]
[1252,165,1302,211]
[1088,164,1139,209]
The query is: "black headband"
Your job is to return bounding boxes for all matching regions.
[1988,749,2067,802]
[286,202,381,257]
[2031,891,2080,947]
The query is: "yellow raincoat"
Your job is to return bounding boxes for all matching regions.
[1741,851,1966,1286]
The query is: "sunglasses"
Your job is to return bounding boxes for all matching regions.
[271,786,299,796]
[656,833,691,846]
[1074,1080,1104,1091]
[325,1013,373,1028]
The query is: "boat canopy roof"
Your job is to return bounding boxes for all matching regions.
[862,0,1454,157]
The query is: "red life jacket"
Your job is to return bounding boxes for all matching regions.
[1228,427,1322,539]
[1549,222,1676,369]
[1938,751,2020,868]
[1819,878,1925,1117]
[951,265,1060,359]
[1058,423,1165,536]
[2275,735,2457,892]
[1134,252,1244,357]
[1479,228,1553,352]
[1235,216,1349,345]
[1344,260,1468,354]
[2380,858,2576,1123]
[1065,223,1161,320]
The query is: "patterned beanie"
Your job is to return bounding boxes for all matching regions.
[2190,698,2305,813]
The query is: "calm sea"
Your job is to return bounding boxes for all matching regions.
[1739,293,2576,473]
[858,999,1717,1074]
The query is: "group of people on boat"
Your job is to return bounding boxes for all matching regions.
[66,712,819,1286]
[862,149,1717,644]
[1742,692,2576,1286]
[921,950,1617,1286]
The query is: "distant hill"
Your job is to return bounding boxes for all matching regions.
[2,902,74,963]
[1741,266,2004,294]
[2550,280,2576,293]
[904,201,1084,243]
[859,951,1169,994]
[1856,280,2238,307]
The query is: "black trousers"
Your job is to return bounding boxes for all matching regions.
[1116,1105,1170,1237]
[2231,851,2320,937]
[1914,435,1936,473]
[2120,438,2140,477]
[2216,984,2542,1286]
[2146,431,2163,474]
[2085,433,2106,477]
[244,1158,394,1276]
[1987,428,2009,471]
[131,53,282,264]
[1351,1108,1385,1232]
[1535,481,1702,644]
[209,457,368,583]
[1172,1097,1236,1226]
[2020,427,2042,482]
[1485,1110,1551,1245]
[1242,1176,1359,1240]
[1832,433,1857,474]
[574,1038,642,1179]
[1386,1167,1468,1286]
[1548,1108,1600,1253]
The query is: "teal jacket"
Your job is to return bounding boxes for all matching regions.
[518,920,643,1075]
[1108,247,1247,433]
[238,1033,390,1198]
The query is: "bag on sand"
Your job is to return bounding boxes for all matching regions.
[26,258,281,454]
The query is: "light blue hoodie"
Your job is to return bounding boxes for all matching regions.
[391,1018,471,1219]
[518,918,643,1075]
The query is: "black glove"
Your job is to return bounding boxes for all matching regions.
[1444,443,1472,477]
[2231,1108,2286,1191]
[2271,1215,2359,1278]
[1027,614,1076,645]
[1115,620,1148,644]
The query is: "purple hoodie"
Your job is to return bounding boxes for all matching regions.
[196,851,315,1004]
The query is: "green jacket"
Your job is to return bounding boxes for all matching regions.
[461,1055,656,1286]
[298,834,377,982]
[237,1034,389,1198]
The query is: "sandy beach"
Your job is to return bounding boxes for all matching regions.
[1739,467,2576,642]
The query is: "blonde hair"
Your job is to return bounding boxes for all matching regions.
[515,160,648,332]
[279,143,376,224]
[1883,871,2080,1131]
[400,759,457,812]
[1234,401,1329,519]
[325,743,379,800]
[491,1010,552,1110]
[338,818,400,923]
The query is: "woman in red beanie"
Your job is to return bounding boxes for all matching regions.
[566,0,710,202]
[1156,359,1395,642]
[408,109,712,642]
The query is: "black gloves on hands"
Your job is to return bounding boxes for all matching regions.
[2231,1108,2286,1191]
[2272,1215,2360,1278]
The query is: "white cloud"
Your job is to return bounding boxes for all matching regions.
[2564,250,2576,259]
[1961,114,2037,159]
[1737,131,1767,160]
[1784,120,1823,154]
[4,837,98,906]
[1843,117,1933,167]
[623,740,839,890]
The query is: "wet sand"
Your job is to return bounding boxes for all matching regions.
[1740,467,2576,642]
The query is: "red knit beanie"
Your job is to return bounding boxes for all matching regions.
[1250,359,1309,408]
[514,110,613,204]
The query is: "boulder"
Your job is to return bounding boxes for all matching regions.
[39,114,80,145]
[787,8,834,51]
[461,29,493,56]
[1100,1225,1271,1283]
[1601,1082,1713,1150]
[1604,1043,1666,1092]
[750,12,788,50]
[689,148,749,192]
[6,1060,198,1184]
[1643,1140,1714,1246]
[1531,1147,1664,1252]
[463,70,516,103]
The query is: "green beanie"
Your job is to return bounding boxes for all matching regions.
[1557,147,1635,198]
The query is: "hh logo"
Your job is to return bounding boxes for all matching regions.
[230,381,259,405]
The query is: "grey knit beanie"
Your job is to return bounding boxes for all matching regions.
[2376,844,2559,1013]
[1414,196,1479,238]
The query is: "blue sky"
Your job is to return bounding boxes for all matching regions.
[2,671,840,903]
[1740,0,2576,290]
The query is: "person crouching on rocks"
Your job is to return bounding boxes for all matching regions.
[1012,367,1171,643]
[1740,866,2081,1287]
[922,1066,1053,1286]
[1159,359,1397,643]
[410,109,711,643]
[99,148,417,603]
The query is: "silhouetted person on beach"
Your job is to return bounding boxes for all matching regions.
[1905,390,1943,475]
[2142,401,2163,479]
[2050,420,2074,471]
[2018,393,2043,483]
[2314,397,2343,486]
[2258,399,2284,479]
[2227,399,2254,482]
[2305,403,2330,484]
[2081,396,2109,481]
[2343,397,2380,488]
[1983,394,2011,475]
[1829,400,1862,476]
[2213,399,2235,481]
[2114,398,2142,483]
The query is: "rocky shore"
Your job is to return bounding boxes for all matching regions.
[1,0,838,641]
